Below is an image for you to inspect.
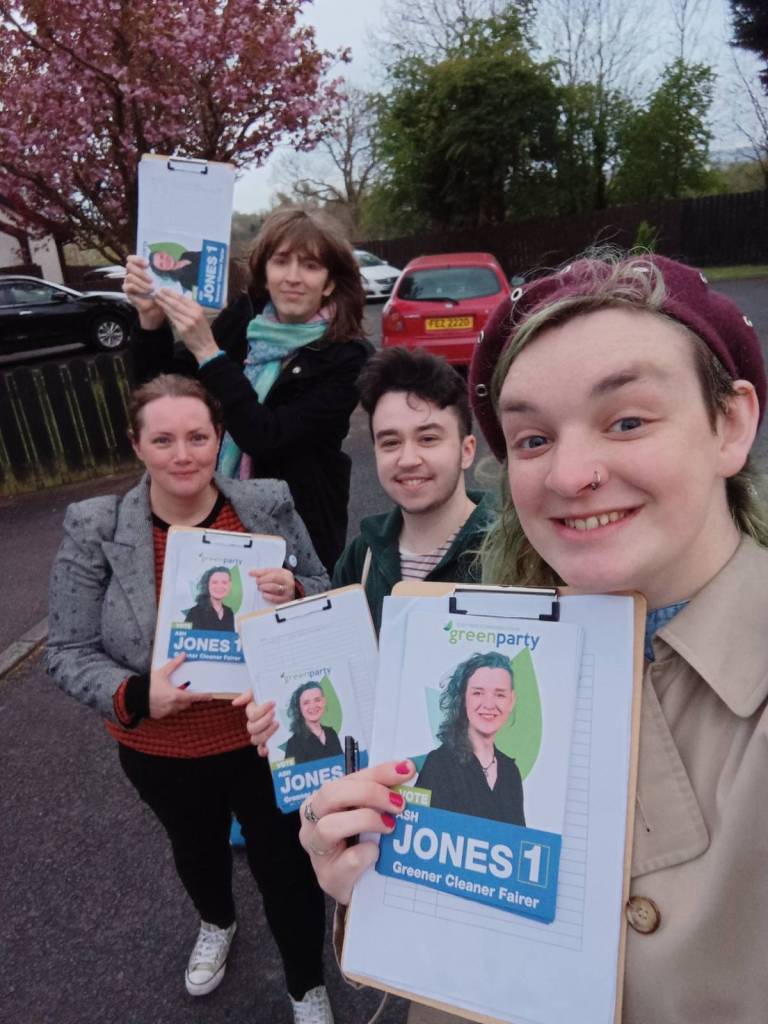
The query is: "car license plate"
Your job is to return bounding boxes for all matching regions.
[425,316,473,331]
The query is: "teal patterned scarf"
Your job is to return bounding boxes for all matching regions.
[217,302,329,479]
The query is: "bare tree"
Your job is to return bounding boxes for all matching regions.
[370,0,529,65]
[273,87,379,236]
[538,0,648,95]
[536,0,648,209]
[667,0,713,61]
[730,57,768,187]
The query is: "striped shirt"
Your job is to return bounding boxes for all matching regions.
[399,529,460,581]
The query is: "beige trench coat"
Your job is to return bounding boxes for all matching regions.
[407,536,768,1024]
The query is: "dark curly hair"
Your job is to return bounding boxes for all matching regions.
[189,566,231,611]
[287,681,325,739]
[357,346,472,439]
[437,651,515,764]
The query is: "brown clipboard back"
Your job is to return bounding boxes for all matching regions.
[343,581,646,1024]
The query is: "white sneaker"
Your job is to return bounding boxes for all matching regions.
[184,920,237,996]
[290,984,334,1024]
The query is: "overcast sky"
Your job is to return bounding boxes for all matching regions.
[233,0,763,213]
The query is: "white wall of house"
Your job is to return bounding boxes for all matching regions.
[0,208,64,282]
[0,228,22,266]
[29,234,63,282]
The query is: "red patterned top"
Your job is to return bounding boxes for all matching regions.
[105,501,253,758]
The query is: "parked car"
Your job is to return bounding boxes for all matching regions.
[354,249,401,300]
[382,252,510,366]
[0,276,136,355]
[82,264,127,284]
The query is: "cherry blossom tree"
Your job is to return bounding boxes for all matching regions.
[0,0,346,259]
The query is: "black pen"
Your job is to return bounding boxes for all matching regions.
[343,735,359,846]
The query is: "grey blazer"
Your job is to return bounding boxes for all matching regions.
[46,473,330,721]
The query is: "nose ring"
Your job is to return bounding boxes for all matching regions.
[590,470,601,491]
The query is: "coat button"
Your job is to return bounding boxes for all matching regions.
[625,895,661,934]
[292,365,302,374]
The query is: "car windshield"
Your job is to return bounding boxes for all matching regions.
[397,266,500,302]
[356,251,386,268]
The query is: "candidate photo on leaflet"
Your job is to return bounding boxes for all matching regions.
[148,248,202,293]
[184,566,235,633]
[124,207,370,575]
[284,682,343,767]
[293,252,768,1024]
[416,651,525,827]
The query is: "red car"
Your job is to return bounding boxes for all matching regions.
[381,252,510,366]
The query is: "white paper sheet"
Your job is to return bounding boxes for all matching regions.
[343,592,638,1024]
[152,526,285,694]
[136,155,234,309]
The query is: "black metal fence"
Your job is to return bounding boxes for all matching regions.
[359,190,768,277]
[0,351,136,495]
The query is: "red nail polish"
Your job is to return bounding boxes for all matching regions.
[389,792,404,808]
[395,761,411,775]
[381,813,396,829]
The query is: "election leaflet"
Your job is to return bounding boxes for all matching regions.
[136,154,235,309]
[376,608,583,924]
[343,584,644,1024]
[239,587,377,813]
[152,526,286,695]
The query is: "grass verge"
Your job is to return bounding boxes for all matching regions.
[702,265,768,281]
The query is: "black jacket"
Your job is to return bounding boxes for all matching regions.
[184,602,235,633]
[332,490,495,633]
[416,743,526,826]
[132,292,371,572]
[284,726,342,766]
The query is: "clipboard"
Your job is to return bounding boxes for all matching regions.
[137,153,235,309]
[152,525,286,695]
[238,586,378,812]
[342,582,645,1024]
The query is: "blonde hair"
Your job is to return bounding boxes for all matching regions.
[480,252,768,588]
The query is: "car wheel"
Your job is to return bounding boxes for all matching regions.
[90,313,128,351]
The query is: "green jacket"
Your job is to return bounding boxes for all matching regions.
[331,490,495,633]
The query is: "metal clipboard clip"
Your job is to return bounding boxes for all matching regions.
[201,532,253,549]
[167,156,209,174]
[448,584,560,622]
[274,594,332,624]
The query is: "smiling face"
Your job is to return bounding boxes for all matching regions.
[150,250,180,272]
[371,391,476,515]
[299,686,326,725]
[464,667,516,741]
[265,245,334,323]
[131,396,220,507]
[498,306,750,607]
[208,571,231,602]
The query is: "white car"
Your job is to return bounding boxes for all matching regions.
[354,249,401,301]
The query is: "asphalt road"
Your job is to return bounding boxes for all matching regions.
[1,280,767,1024]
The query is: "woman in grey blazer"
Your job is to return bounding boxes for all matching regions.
[46,374,334,1024]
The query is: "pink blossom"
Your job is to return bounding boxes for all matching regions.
[0,0,344,258]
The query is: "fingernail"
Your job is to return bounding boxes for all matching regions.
[389,792,404,808]
[179,681,191,689]
[381,813,396,829]
[395,761,412,775]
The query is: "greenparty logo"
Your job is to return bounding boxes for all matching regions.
[443,621,541,652]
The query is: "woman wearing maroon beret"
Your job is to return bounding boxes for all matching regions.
[287,252,768,1024]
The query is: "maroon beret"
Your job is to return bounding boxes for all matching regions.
[469,254,766,460]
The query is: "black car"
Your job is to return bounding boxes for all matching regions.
[0,275,136,355]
